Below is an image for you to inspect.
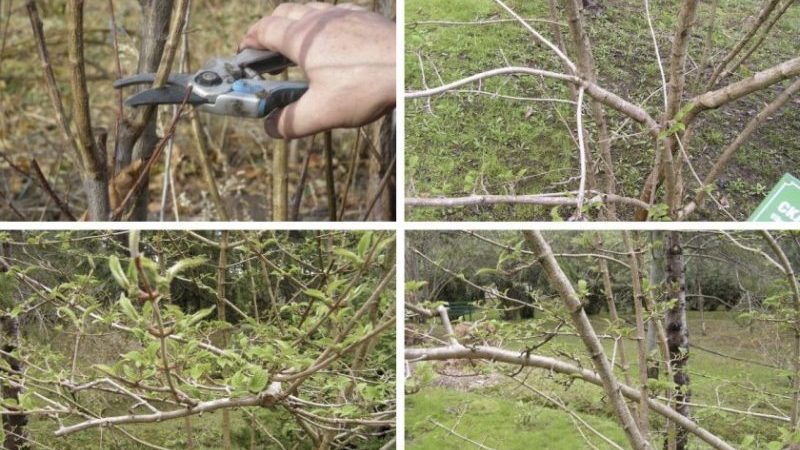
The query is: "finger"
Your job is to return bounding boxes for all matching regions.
[304,2,336,11]
[332,3,367,11]
[265,88,342,139]
[272,2,314,20]
[238,16,298,60]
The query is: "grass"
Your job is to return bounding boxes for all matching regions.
[404,0,800,221]
[406,311,793,449]
[407,388,630,450]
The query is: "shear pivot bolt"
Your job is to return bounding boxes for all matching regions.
[197,71,222,86]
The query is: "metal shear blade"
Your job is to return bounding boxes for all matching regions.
[123,85,208,107]
[113,49,307,118]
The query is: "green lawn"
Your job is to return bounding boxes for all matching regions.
[406,311,793,449]
[405,0,800,221]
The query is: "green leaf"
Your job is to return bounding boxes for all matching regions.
[185,306,216,327]
[81,303,101,324]
[58,307,81,329]
[118,294,139,323]
[304,289,329,303]
[357,232,373,257]
[94,364,115,376]
[333,248,363,266]
[550,206,563,222]
[109,256,129,290]
[190,363,208,380]
[166,257,208,281]
[230,370,248,392]
[326,278,347,296]
[249,370,269,392]
[577,279,589,297]
[405,280,428,292]
[18,392,34,410]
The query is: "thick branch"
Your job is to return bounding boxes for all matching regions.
[406,67,659,132]
[523,231,651,450]
[67,0,110,220]
[682,77,800,217]
[406,191,650,210]
[55,382,282,436]
[685,56,800,121]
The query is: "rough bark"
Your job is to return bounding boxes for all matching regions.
[115,0,175,220]
[0,241,27,450]
[367,111,396,221]
[523,231,651,450]
[647,231,665,378]
[665,231,690,450]
[67,0,111,220]
[662,0,700,215]
[563,0,617,216]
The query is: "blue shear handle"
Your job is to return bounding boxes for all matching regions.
[232,80,309,118]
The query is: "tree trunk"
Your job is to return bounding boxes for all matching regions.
[114,0,175,220]
[647,230,666,378]
[67,0,111,220]
[0,241,27,450]
[697,275,706,336]
[665,231,690,450]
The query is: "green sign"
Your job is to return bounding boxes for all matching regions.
[749,173,800,222]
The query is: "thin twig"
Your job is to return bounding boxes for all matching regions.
[337,129,362,220]
[112,88,192,220]
[574,87,586,220]
[428,419,496,450]
[30,159,77,221]
[290,137,315,221]
[324,130,337,221]
[361,154,395,221]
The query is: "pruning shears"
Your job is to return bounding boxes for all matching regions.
[113,49,308,118]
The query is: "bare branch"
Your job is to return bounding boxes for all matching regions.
[406,191,651,210]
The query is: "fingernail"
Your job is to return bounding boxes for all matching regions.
[264,112,282,139]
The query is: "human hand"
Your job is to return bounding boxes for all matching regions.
[239,2,396,139]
